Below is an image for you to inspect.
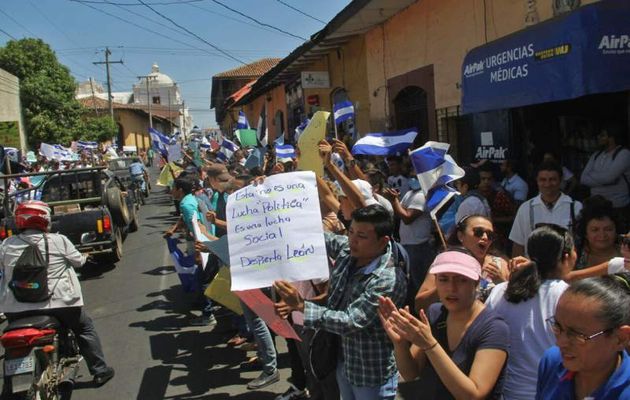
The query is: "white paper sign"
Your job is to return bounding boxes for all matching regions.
[191,213,210,268]
[227,171,329,291]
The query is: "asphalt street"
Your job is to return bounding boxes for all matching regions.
[4,169,291,399]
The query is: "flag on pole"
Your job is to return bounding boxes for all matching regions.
[351,128,418,156]
[256,105,267,147]
[217,138,239,162]
[166,237,200,293]
[275,144,295,160]
[333,100,354,125]
[237,111,249,130]
[409,141,465,215]
[149,127,169,159]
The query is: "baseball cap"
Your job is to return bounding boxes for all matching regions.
[336,179,379,206]
[205,164,232,182]
[429,251,481,281]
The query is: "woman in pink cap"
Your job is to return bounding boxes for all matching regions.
[379,249,509,400]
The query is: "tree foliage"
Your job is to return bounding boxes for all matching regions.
[80,116,118,143]
[0,38,118,149]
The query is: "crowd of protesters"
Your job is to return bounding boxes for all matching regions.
[156,120,629,400]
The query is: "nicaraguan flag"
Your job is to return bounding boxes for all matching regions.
[275,144,295,160]
[200,136,211,150]
[219,138,239,162]
[294,118,309,141]
[409,141,465,215]
[77,140,98,150]
[149,128,169,159]
[351,128,418,156]
[237,111,249,130]
[166,237,200,293]
[333,100,354,124]
[256,106,267,147]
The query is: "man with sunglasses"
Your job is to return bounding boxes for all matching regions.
[509,161,582,257]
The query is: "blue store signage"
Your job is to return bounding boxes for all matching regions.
[461,0,630,114]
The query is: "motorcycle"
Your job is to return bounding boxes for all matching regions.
[1,315,81,400]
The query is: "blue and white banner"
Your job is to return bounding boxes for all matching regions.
[409,142,465,215]
[461,0,630,113]
[39,143,75,161]
[333,100,354,124]
[77,140,98,150]
[351,128,418,156]
[275,144,295,160]
[166,237,200,293]
[237,111,250,130]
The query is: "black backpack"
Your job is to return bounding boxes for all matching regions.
[10,234,51,303]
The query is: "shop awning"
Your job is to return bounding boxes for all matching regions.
[461,0,630,114]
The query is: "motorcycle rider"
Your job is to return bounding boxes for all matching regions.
[129,157,148,195]
[0,200,115,386]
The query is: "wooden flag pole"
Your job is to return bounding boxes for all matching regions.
[333,117,339,140]
[432,214,448,250]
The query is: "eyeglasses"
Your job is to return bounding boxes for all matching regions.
[546,316,613,345]
[472,227,497,241]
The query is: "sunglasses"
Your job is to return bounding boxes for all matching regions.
[472,227,497,241]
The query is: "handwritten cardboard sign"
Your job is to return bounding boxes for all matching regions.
[297,111,329,177]
[227,171,329,291]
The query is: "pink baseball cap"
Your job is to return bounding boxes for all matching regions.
[429,251,481,281]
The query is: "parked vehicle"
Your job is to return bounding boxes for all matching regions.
[0,167,138,264]
[0,315,80,400]
[106,157,149,207]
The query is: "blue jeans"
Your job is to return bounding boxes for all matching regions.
[335,361,397,400]
[241,300,277,375]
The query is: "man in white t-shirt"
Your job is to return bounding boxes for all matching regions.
[385,156,409,198]
[384,178,434,306]
[510,161,582,257]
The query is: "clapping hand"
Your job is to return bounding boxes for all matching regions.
[378,296,407,345]
[388,307,438,351]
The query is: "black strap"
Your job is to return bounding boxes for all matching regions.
[43,232,49,266]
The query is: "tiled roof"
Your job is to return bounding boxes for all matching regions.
[214,58,282,79]
[78,97,181,120]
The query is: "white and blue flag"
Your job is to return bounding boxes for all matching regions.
[275,144,295,160]
[149,128,169,159]
[237,111,250,130]
[351,128,418,156]
[217,138,239,163]
[409,141,465,215]
[3,147,19,162]
[333,100,354,124]
[39,143,75,161]
[294,118,310,141]
[77,140,98,151]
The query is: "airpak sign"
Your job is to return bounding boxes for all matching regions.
[461,1,630,114]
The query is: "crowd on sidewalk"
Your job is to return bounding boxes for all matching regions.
[160,124,630,400]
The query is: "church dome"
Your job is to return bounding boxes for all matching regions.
[144,63,174,86]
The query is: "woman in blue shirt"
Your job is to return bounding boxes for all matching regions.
[536,272,630,399]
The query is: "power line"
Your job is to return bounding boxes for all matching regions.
[0,28,16,40]
[273,0,326,24]
[136,0,247,65]
[186,3,293,40]
[209,0,306,41]
[70,0,240,63]
[0,7,37,37]
[70,0,202,4]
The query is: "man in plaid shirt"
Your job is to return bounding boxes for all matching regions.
[274,205,408,399]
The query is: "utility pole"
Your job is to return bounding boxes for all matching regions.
[93,47,123,121]
[137,75,157,129]
[89,77,99,116]
[181,100,186,142]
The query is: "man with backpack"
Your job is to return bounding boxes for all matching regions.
[580,122,630,231]
[0,201,115,386]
